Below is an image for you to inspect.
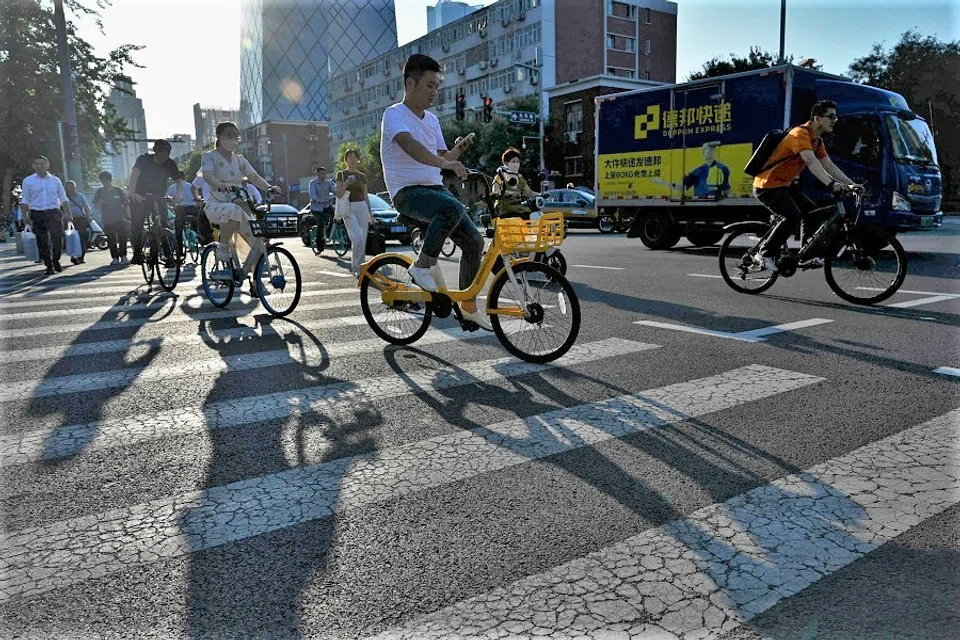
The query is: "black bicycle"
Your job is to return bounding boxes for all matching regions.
[139,194,180,291]
[718,187,907,305]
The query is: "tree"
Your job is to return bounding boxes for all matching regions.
[686,47,818,81]
[849,31,960,200]
[180,148,205,183]
[0,0,141,216]
[332,133,385,194]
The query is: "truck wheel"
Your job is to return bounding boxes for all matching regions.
[597,215,616,234]
[639,212,681,249]
[686,229,725,247]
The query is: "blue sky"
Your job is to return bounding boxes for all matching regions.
[76,0,958,138]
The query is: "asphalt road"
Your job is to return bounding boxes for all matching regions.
[0,219,957,639]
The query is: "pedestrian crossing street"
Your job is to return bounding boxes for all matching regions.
[1,246,957,639]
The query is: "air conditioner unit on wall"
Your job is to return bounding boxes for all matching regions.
[490,58,498,67]
[517,11,525,21]
[479,61,488,70]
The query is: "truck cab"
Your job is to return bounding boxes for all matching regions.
[818,80,942,231]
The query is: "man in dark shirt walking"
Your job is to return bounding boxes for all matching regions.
[126,139,179,264]
[93,170,131,265]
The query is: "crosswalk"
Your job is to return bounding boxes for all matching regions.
[1,246,956,638]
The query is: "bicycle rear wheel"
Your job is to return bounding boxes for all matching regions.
[441,237,456,257]
[141,234,154,285]
[185,227,200,264]
[410,228,424,254]
[332,223,350,257]
[718,227,779,294]
[200,243,234,308]
[256,245,302,317]
[156,228,181,292]
[824,232,907,305]
[488,261,581,363]
[360,255,432,345]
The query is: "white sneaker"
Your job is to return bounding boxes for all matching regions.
[460,308,493,331]
[407,264,438,291]
[753,255,777,271]
[110,258,120,265]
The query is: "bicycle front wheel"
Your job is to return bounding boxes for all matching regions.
[360,255,432,345]
[332,223,350,257]
[824,232,907,305]
[718,227,778,294]
[200,243,234,308]
[256,245,302,317]
[141,234,154,285]
[156,228,181,292]
[488,260,581,363]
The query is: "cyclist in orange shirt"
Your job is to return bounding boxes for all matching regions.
[753,100,859,269]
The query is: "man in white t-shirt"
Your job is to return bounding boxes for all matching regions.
[380,53,488,329]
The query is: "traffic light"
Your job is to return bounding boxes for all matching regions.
[456,92,465,121]
[482,97,493,123]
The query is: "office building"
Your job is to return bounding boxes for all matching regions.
[194,105,241,148]
[328,0,676,155]
[427,0,483,31]
[239,120,332,207]
[167,134,194,162]
[239,0,398,127]
[108,81,148,182]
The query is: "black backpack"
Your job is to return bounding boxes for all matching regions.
[744,129,791,177]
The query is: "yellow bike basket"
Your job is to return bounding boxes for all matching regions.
[494,212,565,253]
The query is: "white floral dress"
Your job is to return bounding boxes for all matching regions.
[200,150,257,225]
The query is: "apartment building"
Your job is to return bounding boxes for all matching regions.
[328,0,677,153]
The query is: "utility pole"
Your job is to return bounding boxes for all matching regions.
[53,0,83,184]
[778,0,787,64]
[513,63,545,173]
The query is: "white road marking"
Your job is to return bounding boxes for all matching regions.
[0,287,358,321]
[0,324,501,402]
[367,408,960,640]
[634,318,834,343]
[687,273,725,279]
[317,269,354,278]
[933,367,960,378]
[855,287,960,309]
[0,297,360,340]
[571,264,625,271]
[0,362,816,602]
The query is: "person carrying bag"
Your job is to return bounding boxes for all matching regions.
[334,149,378,278]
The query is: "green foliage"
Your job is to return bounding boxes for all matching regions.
[333,132,385,193]
[0,0,141,188]
[849,31,960,198]
[179,148,205,183]
[685,47,819,81]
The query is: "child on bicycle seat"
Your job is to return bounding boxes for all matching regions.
[199,121,279,281]
[379,53,491,330]
[491,148,537,220]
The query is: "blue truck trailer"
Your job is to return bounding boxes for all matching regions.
[593,64,943,249]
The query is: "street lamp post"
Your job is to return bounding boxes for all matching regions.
[778,0,787,64]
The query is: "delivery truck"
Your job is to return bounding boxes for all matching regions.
[593,64,943,249]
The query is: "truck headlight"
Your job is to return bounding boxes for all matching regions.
[892,192,912,212]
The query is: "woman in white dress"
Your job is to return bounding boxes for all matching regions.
[200,121,278,280]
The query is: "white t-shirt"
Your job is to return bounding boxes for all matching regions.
[380,102,447,199]
[192,176,211,201]
[245,183,263,204]
[21,173,68,211]
[166,181,197,206]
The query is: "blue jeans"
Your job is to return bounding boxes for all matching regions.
[393,185,483,289]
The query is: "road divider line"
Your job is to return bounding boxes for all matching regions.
[365,408,959,640]
[0,361,819,603]
[687,273,724,279]
[317,269,354,278]
[887,295,959,309]
[933,366,960,378]
[571,264,625,271]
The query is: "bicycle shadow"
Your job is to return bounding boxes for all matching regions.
[182,314,385,638]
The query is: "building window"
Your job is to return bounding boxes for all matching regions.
[565,102,583,134]
[643,7,651,23]
[565,156,584,176]
[607,67,636,78]
[645,39,652,56]
[606,34,615,49]
[607,35,635,52]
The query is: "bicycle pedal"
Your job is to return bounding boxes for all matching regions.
[460,320,479,332]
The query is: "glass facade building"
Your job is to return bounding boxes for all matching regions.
[240,0,398,127]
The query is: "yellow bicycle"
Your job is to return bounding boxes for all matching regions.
[358,170,581,363]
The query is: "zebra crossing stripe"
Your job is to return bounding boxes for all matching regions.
[0,323,505,401]
[0,310,370,364]
[0,296,361,340]
[0,286,359,321]
[366,408,959,640]
[1,338,658,468]
[0,280,331,308]
[0,360,816,602]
